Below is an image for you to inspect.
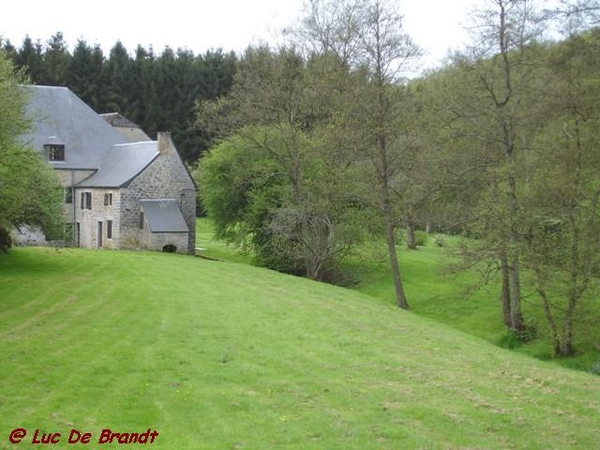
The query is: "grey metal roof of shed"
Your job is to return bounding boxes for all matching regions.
[21,86,128,169]
[140,200,189,233]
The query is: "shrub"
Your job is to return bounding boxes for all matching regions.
[434,234,445,247]
[590,361,600,376]
[497,322,537,349]
[415,230,428,247]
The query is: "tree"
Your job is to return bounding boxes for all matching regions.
[0,51,63,250]
[14,36,47,83]
[442,0,547,333]
[128,45,159,136]
[296,0,422,308]
[42,32,71,85]
[196,47,366,281]
[67,40,105,112]
[550,0,600,33]
[523,27,600,356]
[102,41,133,114]
[193,50,238,160]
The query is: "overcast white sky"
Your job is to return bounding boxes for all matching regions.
[2,0,480,70]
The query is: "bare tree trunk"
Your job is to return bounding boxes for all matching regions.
[406,220,417,250]
[384,205,409,310]
[500,251,512,328]
[536,284,562,356]
[561,210,583,357]
[508,246,524,332]
[505,119,525,333]
[425,220,433,234]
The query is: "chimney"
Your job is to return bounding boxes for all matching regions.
[157,131,172,154]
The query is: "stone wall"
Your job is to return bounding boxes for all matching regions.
[54,168,96,226]
[141,225,189,253]
[74,188,121,249]
[120,132,196,254]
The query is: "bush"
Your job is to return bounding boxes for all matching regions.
[497,322,538,349]
[415,230,428,247]
[497,330,524,349]
[434,234,445,247]
[590,361,600,376]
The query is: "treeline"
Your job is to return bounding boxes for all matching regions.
[0,33,237,164]
[196,0,600,357]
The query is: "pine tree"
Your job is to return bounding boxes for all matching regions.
[15,36,47,83]
[67,40,105,112]
[102,41,132,114]
[43,32,71,85]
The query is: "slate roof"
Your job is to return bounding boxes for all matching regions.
[99,112,141,129]
[100,112,151,142]
[21,86,126,169]
[21,86,158,187]
[77,142,158,187]
[140,200,189,233]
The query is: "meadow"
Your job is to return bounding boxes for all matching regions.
[1,242,599,449]
[197,220,600,372]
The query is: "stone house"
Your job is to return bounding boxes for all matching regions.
[16,85,196,254]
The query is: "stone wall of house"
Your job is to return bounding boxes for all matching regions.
[119,132,196,254]
[70,188,121,249]
[74,188,121,249]
[141,225,189,253]
[54,169,96,224]
[13,171,115,249]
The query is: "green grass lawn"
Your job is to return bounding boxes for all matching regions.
[1,247,599,449]
[196,219,600,373]
[342,236,600,373]
[195,218,252,264]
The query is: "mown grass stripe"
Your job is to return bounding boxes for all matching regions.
[1,247,599,449]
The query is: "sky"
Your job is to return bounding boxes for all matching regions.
[2,0,480,70]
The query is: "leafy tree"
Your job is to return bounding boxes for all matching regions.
[0,51,63,250]
[441,0,547,332]
[523,28,600,356]
[296,0,422,309]
[197,47,366,281]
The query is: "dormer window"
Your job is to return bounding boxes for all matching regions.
[45,144,65,161]
[43,136,66,162]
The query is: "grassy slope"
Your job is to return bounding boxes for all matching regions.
[342,237,600,372]
[1,247,599,449]
[197,219,600,371]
